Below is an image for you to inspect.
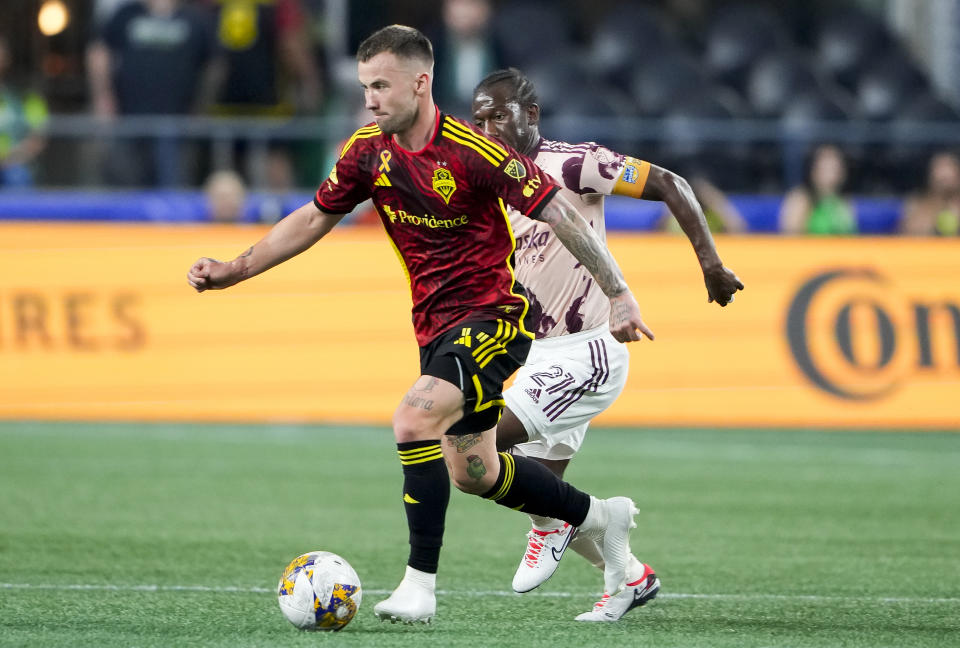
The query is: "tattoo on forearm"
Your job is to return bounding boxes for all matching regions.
[239,246,253,258]
[448,432,482,453]
[610,298,632,327]
[466,455,487,480]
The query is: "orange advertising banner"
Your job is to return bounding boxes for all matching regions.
[0,223,957,427]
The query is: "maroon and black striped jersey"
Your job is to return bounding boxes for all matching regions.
[314,109,560,345]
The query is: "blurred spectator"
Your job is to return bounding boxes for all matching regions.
[658,175,747,234]
[429,0,503,117]
[203,0,323,189]
[0,35,48,188]
[900,151,960,236]
[86,0,214,186]
[93,0,137,28]
[779,144,857,235]
[206,0,322,115]
[203,168,247,222]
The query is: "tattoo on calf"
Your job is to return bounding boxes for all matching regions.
[448,432,482,453]
[466,455,486,480]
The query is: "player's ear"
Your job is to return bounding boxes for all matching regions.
[527,103,540,125]
[415,72,431,96]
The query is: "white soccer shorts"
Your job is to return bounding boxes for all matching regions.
[503,325,630,461]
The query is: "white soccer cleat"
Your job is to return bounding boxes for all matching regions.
[594,496,638,596]
[575,563,660,622]
[373,572,436,624]
[511,522,577,593]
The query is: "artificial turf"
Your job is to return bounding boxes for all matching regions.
[1,422,957,647]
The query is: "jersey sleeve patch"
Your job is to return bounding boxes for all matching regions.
[612,157,651,199]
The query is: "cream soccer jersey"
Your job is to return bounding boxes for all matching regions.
[507,138,650,338]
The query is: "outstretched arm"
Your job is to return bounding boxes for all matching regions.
[640,165,744,306]
[537,192,654,343]
[187,202,344,292]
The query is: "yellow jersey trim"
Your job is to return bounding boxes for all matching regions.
[442,119,508,159]
[340,125,381,158]
[498,197,535,341]
[441,129,502,167]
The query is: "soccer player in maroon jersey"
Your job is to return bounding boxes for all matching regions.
[187,25,652,625]
[471,68,744,620]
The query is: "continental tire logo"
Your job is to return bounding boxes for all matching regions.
[786,269,960,400]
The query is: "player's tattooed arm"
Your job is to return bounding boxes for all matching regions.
[538,192,628,298]
[537,192,655,343]
[187,202,345,292]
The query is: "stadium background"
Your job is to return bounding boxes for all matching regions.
[0,0,957,427]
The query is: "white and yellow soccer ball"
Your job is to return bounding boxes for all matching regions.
[277,551,362,631]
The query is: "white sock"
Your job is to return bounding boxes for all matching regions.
[403,565,436,591]
[626,554,645,583]
[579,495,607,538]
[528,514,563,532]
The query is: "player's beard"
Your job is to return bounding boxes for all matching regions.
[377,104,418,136]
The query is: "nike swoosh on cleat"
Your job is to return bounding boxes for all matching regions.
[550,527,577,562]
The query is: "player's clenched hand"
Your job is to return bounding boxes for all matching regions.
[187,257,239,292]
[704,265,744,307]
[608,292,654,343]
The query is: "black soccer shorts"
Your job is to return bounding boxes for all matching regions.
[420,318,533,435]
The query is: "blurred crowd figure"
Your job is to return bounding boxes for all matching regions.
[0,35,48,188]
[901,151,960,236]
[203,168,247,222]
[779,144,857,235]
[204,0,323,190]
[429,0,503,117]
[87,0,214,186]
[86,0,325,189]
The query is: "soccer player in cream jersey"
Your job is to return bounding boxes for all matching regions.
[472,68,744,621]
[188,27,656,626]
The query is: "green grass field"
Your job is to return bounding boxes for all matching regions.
[1,422,958,647]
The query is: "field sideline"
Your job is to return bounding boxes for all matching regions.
[1,422,958,647]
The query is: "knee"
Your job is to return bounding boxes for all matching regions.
[394,406,453,443]
[393,408,431,443]
[451,474,490,495]
[449,455,499,495]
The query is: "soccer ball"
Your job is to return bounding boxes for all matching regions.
[277,551,362,631]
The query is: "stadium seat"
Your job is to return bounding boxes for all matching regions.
[586,2,670,83]
[814,7,890,92]
[660,89,750,189]
[492,1,572,67]
[855,51,930,122]
[746,51,822,118]
[780,85,855,128]
[702,3,791,95]
[629,47,707,117]
[521,52,594,111]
